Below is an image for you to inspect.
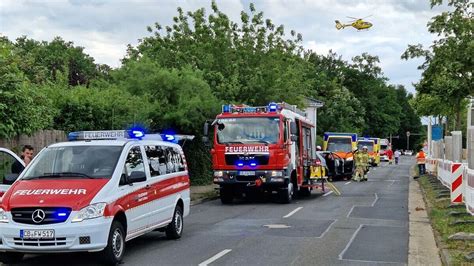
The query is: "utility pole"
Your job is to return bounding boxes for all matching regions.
[406,131,410,150]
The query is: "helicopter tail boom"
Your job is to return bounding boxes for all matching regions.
[335,20,345,30]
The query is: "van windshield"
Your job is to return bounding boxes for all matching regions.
[357,141,374,152]
[327,137,352,152]
[22,146,123,180]
[216,117,280,144]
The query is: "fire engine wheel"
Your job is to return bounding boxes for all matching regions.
[279,182,294,203]
[0,252,24,264]
[101,221,125,265]
[220,187,233,204]
[166,205,183,239]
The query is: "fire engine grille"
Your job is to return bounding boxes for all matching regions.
[225,154,269,166]
[12,237,67,247]
[11,207,72,225]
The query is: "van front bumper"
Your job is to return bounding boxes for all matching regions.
[0,215,112,253]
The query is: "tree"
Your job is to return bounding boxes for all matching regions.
[402,0,473,130]
[125,1,311,107]
[0,37,56,138]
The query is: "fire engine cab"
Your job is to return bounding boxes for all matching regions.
[0,130,192,264]
[203,101,323,204]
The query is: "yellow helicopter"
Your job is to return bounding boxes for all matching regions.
[335,16,373,31]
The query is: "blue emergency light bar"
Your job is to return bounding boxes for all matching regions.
[68,130,195,143]
[222,103,281,114]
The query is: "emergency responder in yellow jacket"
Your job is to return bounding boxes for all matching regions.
[353,146,370,182]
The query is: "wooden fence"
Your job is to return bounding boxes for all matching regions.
[0,130,67,154]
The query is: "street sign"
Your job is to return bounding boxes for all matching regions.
[406,131,410,137]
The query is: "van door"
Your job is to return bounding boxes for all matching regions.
[144,145,183,228]
[0,148,24,196]
[120,145,150,240]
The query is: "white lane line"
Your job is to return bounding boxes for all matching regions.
[345,181,352,185]
[199,249,232,266]
[318,219,338,239]
[338,224,363,260]
[283,207,303,218]
[371,193,379,206]
[323,191,334,197]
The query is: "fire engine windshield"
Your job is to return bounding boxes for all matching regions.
[357,141,374,152]
[216,117,280,144]
[22,145,123,179]
[327,137,352,152]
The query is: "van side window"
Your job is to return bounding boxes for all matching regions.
[120,146,145,186]
[283,121,288,142]
[144,145,165,177]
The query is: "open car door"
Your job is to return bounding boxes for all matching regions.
[0,148,24,197]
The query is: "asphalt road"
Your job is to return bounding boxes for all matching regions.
[17,157,413,266]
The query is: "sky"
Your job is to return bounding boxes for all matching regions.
[0,0,447,94]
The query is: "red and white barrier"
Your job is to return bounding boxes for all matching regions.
[436,159,464,204]
[464,167,474,215]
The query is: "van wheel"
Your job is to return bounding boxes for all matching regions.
[220,187,233,204]
[0,252,24,264]
[166,205,183,239]
[101,221,125,265]
[279,182,294,203]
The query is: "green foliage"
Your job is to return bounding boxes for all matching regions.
[126,1,309,106]
[402,0,473,129]
[45,85,151,132]
[1,2,424,184]
[0,37,56,139]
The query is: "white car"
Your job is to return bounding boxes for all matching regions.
[0,130,191,264]
[404,150,413,156]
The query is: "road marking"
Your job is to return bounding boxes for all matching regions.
[264,224,291,229]
[345,181,352,185]
[338,224,363,260]
[318,219,338,239]
[323,191,334,197]
[283,207,303,218]
[199,249,232,266]
[371,193,379,206]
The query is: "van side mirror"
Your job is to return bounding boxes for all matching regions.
[128,171,146,183]
[290,122,297,135]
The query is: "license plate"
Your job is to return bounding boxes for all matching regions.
[238,171,255,176]
[20,229,55,239]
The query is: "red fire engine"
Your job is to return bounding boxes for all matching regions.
[203,101,323,204]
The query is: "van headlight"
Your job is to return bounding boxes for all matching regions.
[71,203,106,223]
[0,208,9,223]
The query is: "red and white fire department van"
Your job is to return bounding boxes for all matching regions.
[203,101,323,204]
[0,130,191,264]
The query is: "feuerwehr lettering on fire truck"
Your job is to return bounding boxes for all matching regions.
[225,146,269,153]
[13,189,87,195]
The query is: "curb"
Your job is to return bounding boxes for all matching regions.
[409,171,443,265]
[416,174,452,265]
[190,195,219,206]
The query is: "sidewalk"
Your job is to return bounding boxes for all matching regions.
[408,166,442,265]
[190,184,219,205]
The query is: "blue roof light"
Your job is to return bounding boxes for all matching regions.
[222,104,230,113]
[268,102,278,112]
